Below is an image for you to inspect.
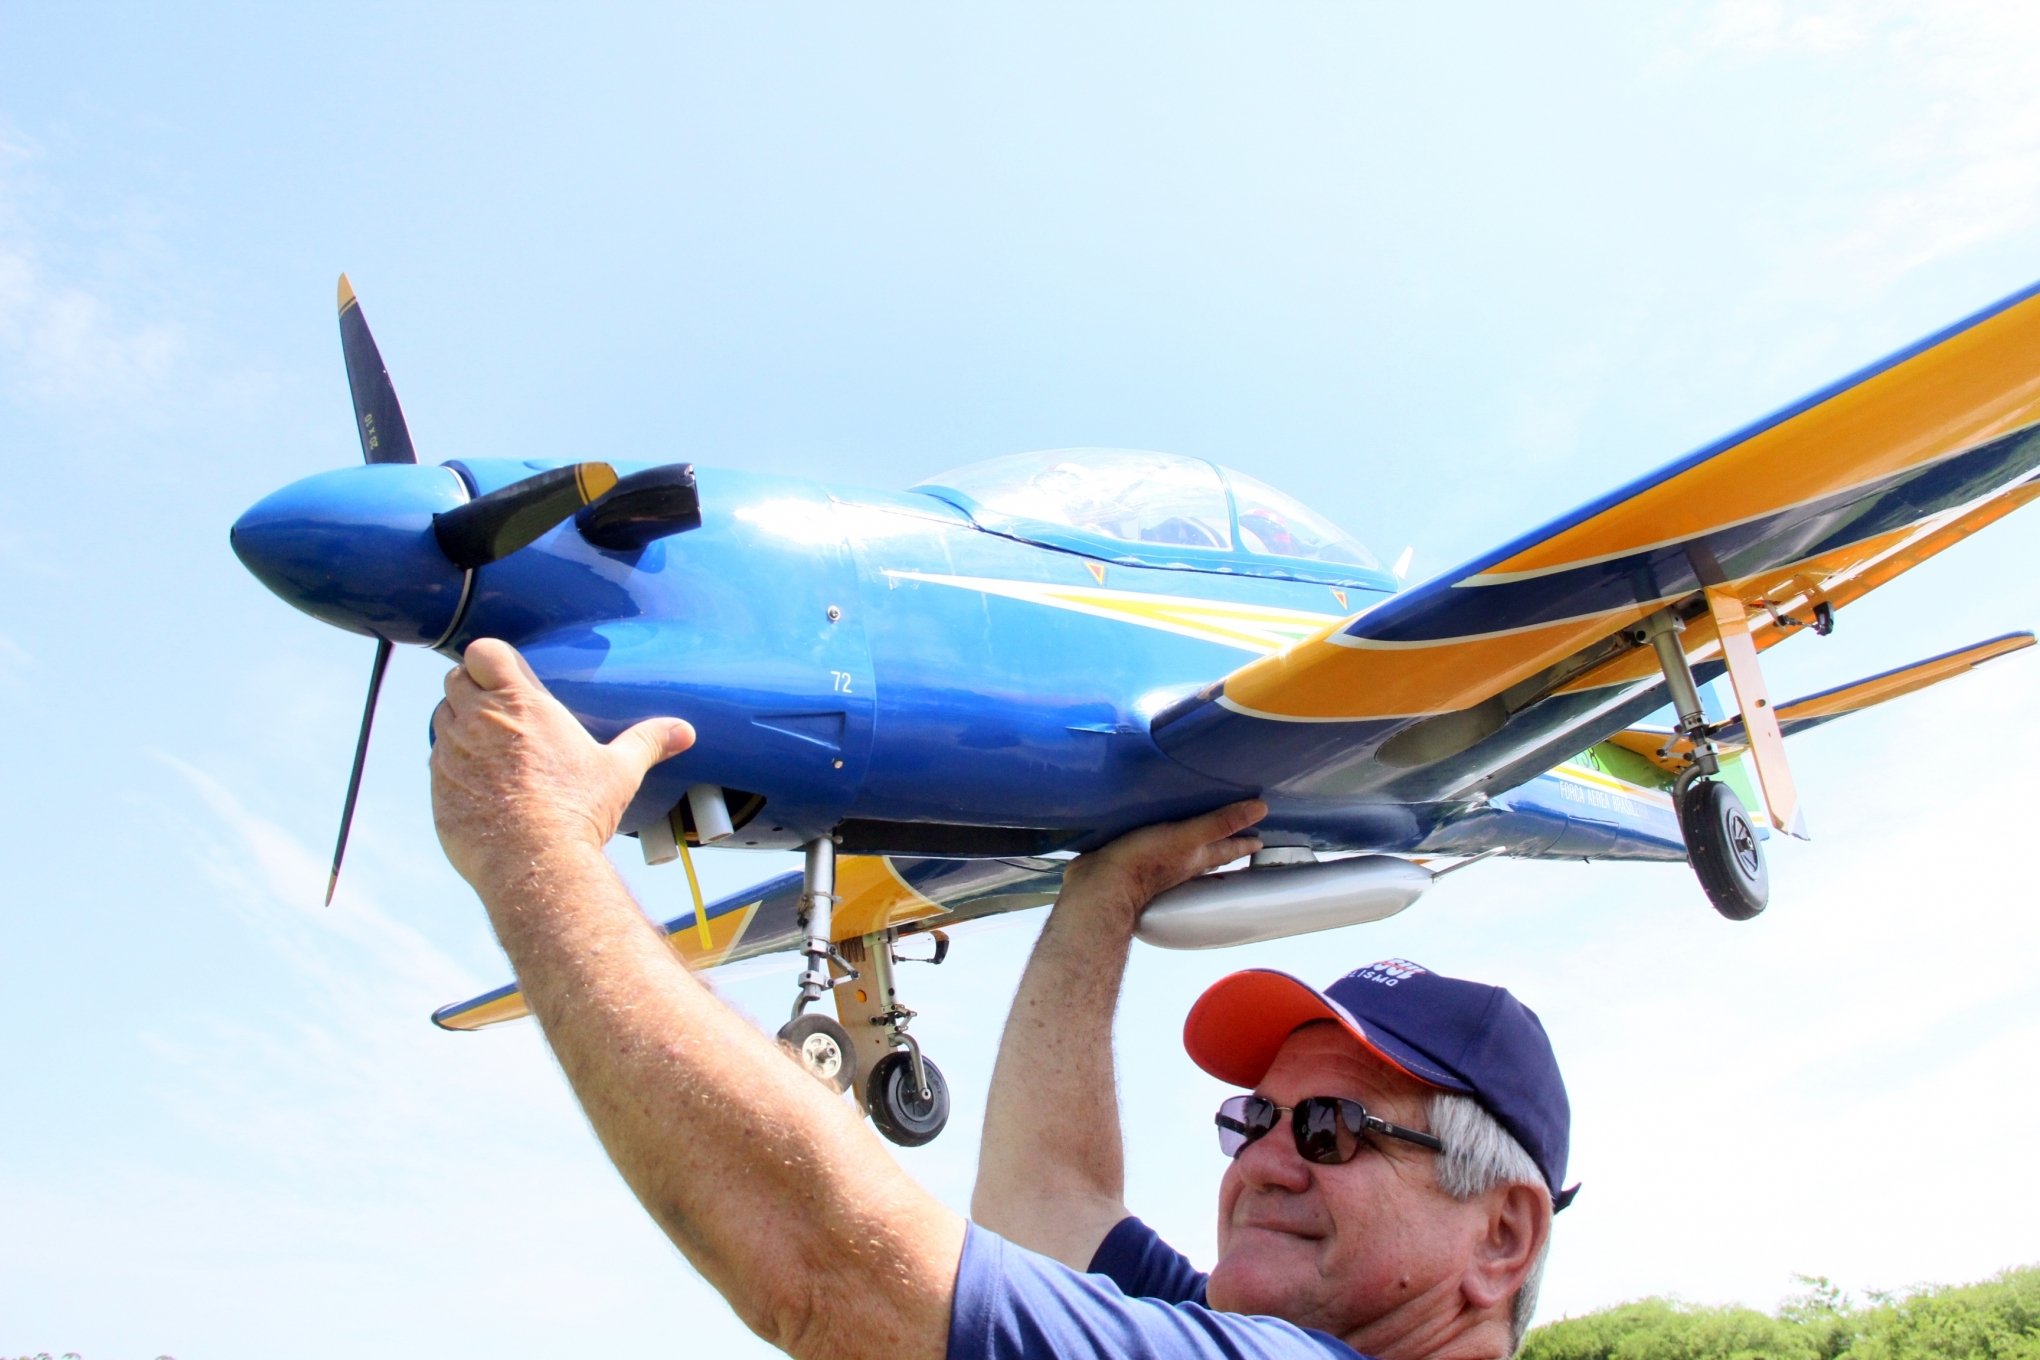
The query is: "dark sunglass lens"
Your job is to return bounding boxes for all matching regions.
[1294,1097,1352,1164]
[1216,1095,1276,1157]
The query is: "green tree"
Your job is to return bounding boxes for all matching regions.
[1524,1266,2040,1360]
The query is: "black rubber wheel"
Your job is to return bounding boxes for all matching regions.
[777,1013,857,1093]
[1679,778,1768,921]
[866,1050,950,1147]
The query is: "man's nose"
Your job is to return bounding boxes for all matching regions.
[1234,1127,1314,1192]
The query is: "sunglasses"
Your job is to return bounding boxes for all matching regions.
[1215,1094,1446,1165]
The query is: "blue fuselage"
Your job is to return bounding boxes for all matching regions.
[233,456,1686,864]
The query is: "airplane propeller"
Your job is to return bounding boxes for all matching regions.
[226,276,685,903]
[319,276,617,903]
[323,275,417,902]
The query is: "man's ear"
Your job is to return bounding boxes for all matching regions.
[1462,1182,1550,1312]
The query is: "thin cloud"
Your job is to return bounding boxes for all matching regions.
[0,630,30,689]
[1685,2,2040,284]
[0,119,268,418]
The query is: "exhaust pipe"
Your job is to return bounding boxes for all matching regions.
[1136,855,1431,950]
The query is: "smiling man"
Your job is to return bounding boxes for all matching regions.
[430,638,1571,1360]
[971,819,1578,1360]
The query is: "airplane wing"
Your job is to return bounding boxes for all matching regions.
[1604,631,2035,773]
[1155,279,2040,809]
[433,853,1063,1030]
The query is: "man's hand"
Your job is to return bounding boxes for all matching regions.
[1058,798,1268,927]
[430,637,695,892]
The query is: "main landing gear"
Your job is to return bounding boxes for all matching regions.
[1636,610,1769,921]
[774,834,954,1145]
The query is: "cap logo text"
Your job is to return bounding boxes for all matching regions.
[1352,958,1427,987]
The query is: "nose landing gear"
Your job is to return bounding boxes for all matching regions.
[775,835,860,1093]
[773,835,953,1143]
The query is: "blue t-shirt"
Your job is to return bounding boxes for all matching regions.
[948,1215,1366,1359]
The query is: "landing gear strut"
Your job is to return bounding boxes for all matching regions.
[773,838,953,1142]
[776,835,858,1092]
[1637,609,1769,921]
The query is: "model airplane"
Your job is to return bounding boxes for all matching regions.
[231,275,2040,1144]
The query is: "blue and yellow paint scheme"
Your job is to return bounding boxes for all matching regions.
[232,278,2040,1028]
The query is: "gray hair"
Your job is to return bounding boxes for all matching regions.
[1426,1092,1550,1355]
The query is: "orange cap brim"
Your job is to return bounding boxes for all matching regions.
[1182,968,1442,1090]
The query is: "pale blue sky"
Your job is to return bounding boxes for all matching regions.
[4,5,2039,1358]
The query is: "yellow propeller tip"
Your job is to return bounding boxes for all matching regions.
[577,462,620,503]
[337,273,357,312]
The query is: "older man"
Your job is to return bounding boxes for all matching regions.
[971,810,1577,1358]
[430,638,1572,1360]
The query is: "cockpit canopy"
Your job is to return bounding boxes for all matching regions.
[914,449,1387,585]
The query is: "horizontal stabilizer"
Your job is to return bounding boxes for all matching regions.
[1606,631,2034,772]
[1730,630,2033,742]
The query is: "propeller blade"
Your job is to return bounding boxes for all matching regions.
[434,463,619,570]
[338,274,418,466]
[327,637,393,906]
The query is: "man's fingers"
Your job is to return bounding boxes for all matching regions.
[460,638,529,692]
[1199,799,1264,840]
[443,663,478,710]
[612,716,697,775]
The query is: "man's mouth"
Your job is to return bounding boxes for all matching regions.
[1233,1211,1326,1241]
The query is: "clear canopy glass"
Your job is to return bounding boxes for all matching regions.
[915,448,1379,573]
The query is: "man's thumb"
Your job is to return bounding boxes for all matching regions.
[613,716,696,772]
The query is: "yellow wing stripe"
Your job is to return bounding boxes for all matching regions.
[1218,475,2039,721]
[1556,478,2040,695]
[885,570,1343,654]
[830,856,947,939]
[436,989,529,1030]
[437,897,767,1030]
[1478,292,2040,580]
[1219,606,1638,721]
[669,899,763,968]
[1552,760,1674,808]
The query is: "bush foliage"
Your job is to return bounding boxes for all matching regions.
[1524,1267,2040,1360]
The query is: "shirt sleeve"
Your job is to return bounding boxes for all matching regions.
[1087,1214,1211,1305]
[950,1222,1364,1360]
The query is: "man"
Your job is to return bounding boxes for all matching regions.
[430,638,1572,1360]
[971,819,1578,1358]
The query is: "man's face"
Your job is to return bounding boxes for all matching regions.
[1205,1023,1487,1350]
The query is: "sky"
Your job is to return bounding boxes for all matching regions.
[4,3,2039,1357]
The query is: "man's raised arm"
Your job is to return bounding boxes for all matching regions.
[970,800,1264,1268]
[431,640,962,1360]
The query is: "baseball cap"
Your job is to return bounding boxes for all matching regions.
[1183,958,1578,1210]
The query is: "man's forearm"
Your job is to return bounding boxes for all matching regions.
[971,871,1142,1265]
[477,842,962,1359]
[971,800,1264,1268]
